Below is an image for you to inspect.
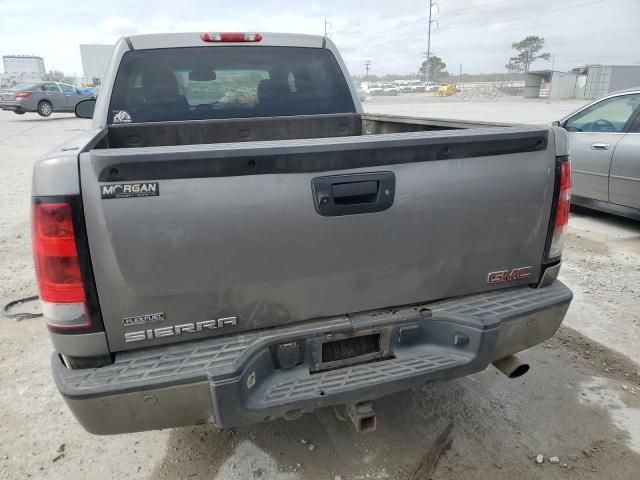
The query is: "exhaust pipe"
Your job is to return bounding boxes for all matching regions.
[492,355,530,379]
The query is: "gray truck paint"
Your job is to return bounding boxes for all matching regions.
[91,38,135,128]
[80,125,555,352]
[54,281,572,434]
[32,32,572,434]
[32,129,104,197]
[50,331,109,358]
[551,125,569,157]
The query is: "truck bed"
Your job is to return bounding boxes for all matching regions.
[94,113,521,149]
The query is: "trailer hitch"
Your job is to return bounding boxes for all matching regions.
[343,401,377,433]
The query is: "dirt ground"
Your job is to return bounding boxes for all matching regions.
[1,97,639,480]
[147,329,640,480]
[363,94,585,124]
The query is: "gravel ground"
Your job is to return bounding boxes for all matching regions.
[0,100,639,479]
[562,210,640,365]
[363,94,586,124]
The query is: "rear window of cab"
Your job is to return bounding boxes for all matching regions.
[108,46,356,124]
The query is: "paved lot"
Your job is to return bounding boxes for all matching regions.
[0,99,639,479]
[364,94,586,124]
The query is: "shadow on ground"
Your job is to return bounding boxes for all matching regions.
[152,330,640,480]
[2,113,78,122]
[571,205,640,234]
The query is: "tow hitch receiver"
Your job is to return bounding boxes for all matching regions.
[346,401,377,433]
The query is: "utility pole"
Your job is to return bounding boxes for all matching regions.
[459,64,462,84]
[364,60,372,80]
[425,1,439,83]
[324,18,332,38]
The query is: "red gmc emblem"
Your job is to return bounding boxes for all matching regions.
[487,266,533,284]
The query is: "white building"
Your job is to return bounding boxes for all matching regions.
[79,44,114,86]
[582,65,640,99]
[525,65,640,100]
[2,55,46,84]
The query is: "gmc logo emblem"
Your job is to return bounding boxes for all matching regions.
[487,266,533,284]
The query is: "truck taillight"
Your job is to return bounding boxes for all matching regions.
[200,32,263,42]
[32,201,90,329]
[16,91,32,98]
[547,158,571,260]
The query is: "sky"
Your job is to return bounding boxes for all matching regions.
[0,0,639,77]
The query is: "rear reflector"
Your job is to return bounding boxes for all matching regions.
[16,91,32,98]
[32,202,90,329]
[200,32,263,42]
[548,160,571,259]
[40,301,88,328]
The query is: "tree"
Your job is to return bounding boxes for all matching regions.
[419,55,447,80]
[505,35,550,73]
[43,70,76,84]
[44,70,66,82]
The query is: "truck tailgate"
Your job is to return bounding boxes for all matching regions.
[80,127,556,352]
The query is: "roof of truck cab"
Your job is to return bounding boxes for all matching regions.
[126,32,326,50]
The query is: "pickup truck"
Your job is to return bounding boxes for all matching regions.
[32,32,572,435]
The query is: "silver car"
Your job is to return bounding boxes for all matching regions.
[0,81,90,117]
[555,88,640,220]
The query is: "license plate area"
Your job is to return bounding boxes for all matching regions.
[311,328,392,373]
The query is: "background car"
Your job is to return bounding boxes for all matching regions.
[76,86,96,97]
[381,83,399,96]
[437,83,457,96]
[424,81,440,92]
[555,88,640,220]
[365,83,385,96]
[399,83,413,93]
[353,82,366,102]
[0,81,91,117]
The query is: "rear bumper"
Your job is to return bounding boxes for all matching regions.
[53,281,572,434]
[0,101,25,111]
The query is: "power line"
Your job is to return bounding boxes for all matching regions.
[341,25,640,65]
[333,0,518,34]
[435,0,605,31]
[336,0,608,47]
[351,25,640,62]
[337,14,427,40]
[438,0,517,16]
[547,55,640,62]
[424,0,438,82]
[324,18,332,37]
[332,1,425,32]
[364,60,372,78]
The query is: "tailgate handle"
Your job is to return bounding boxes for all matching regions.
[312,172,395,217]
[332,180,379,205]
